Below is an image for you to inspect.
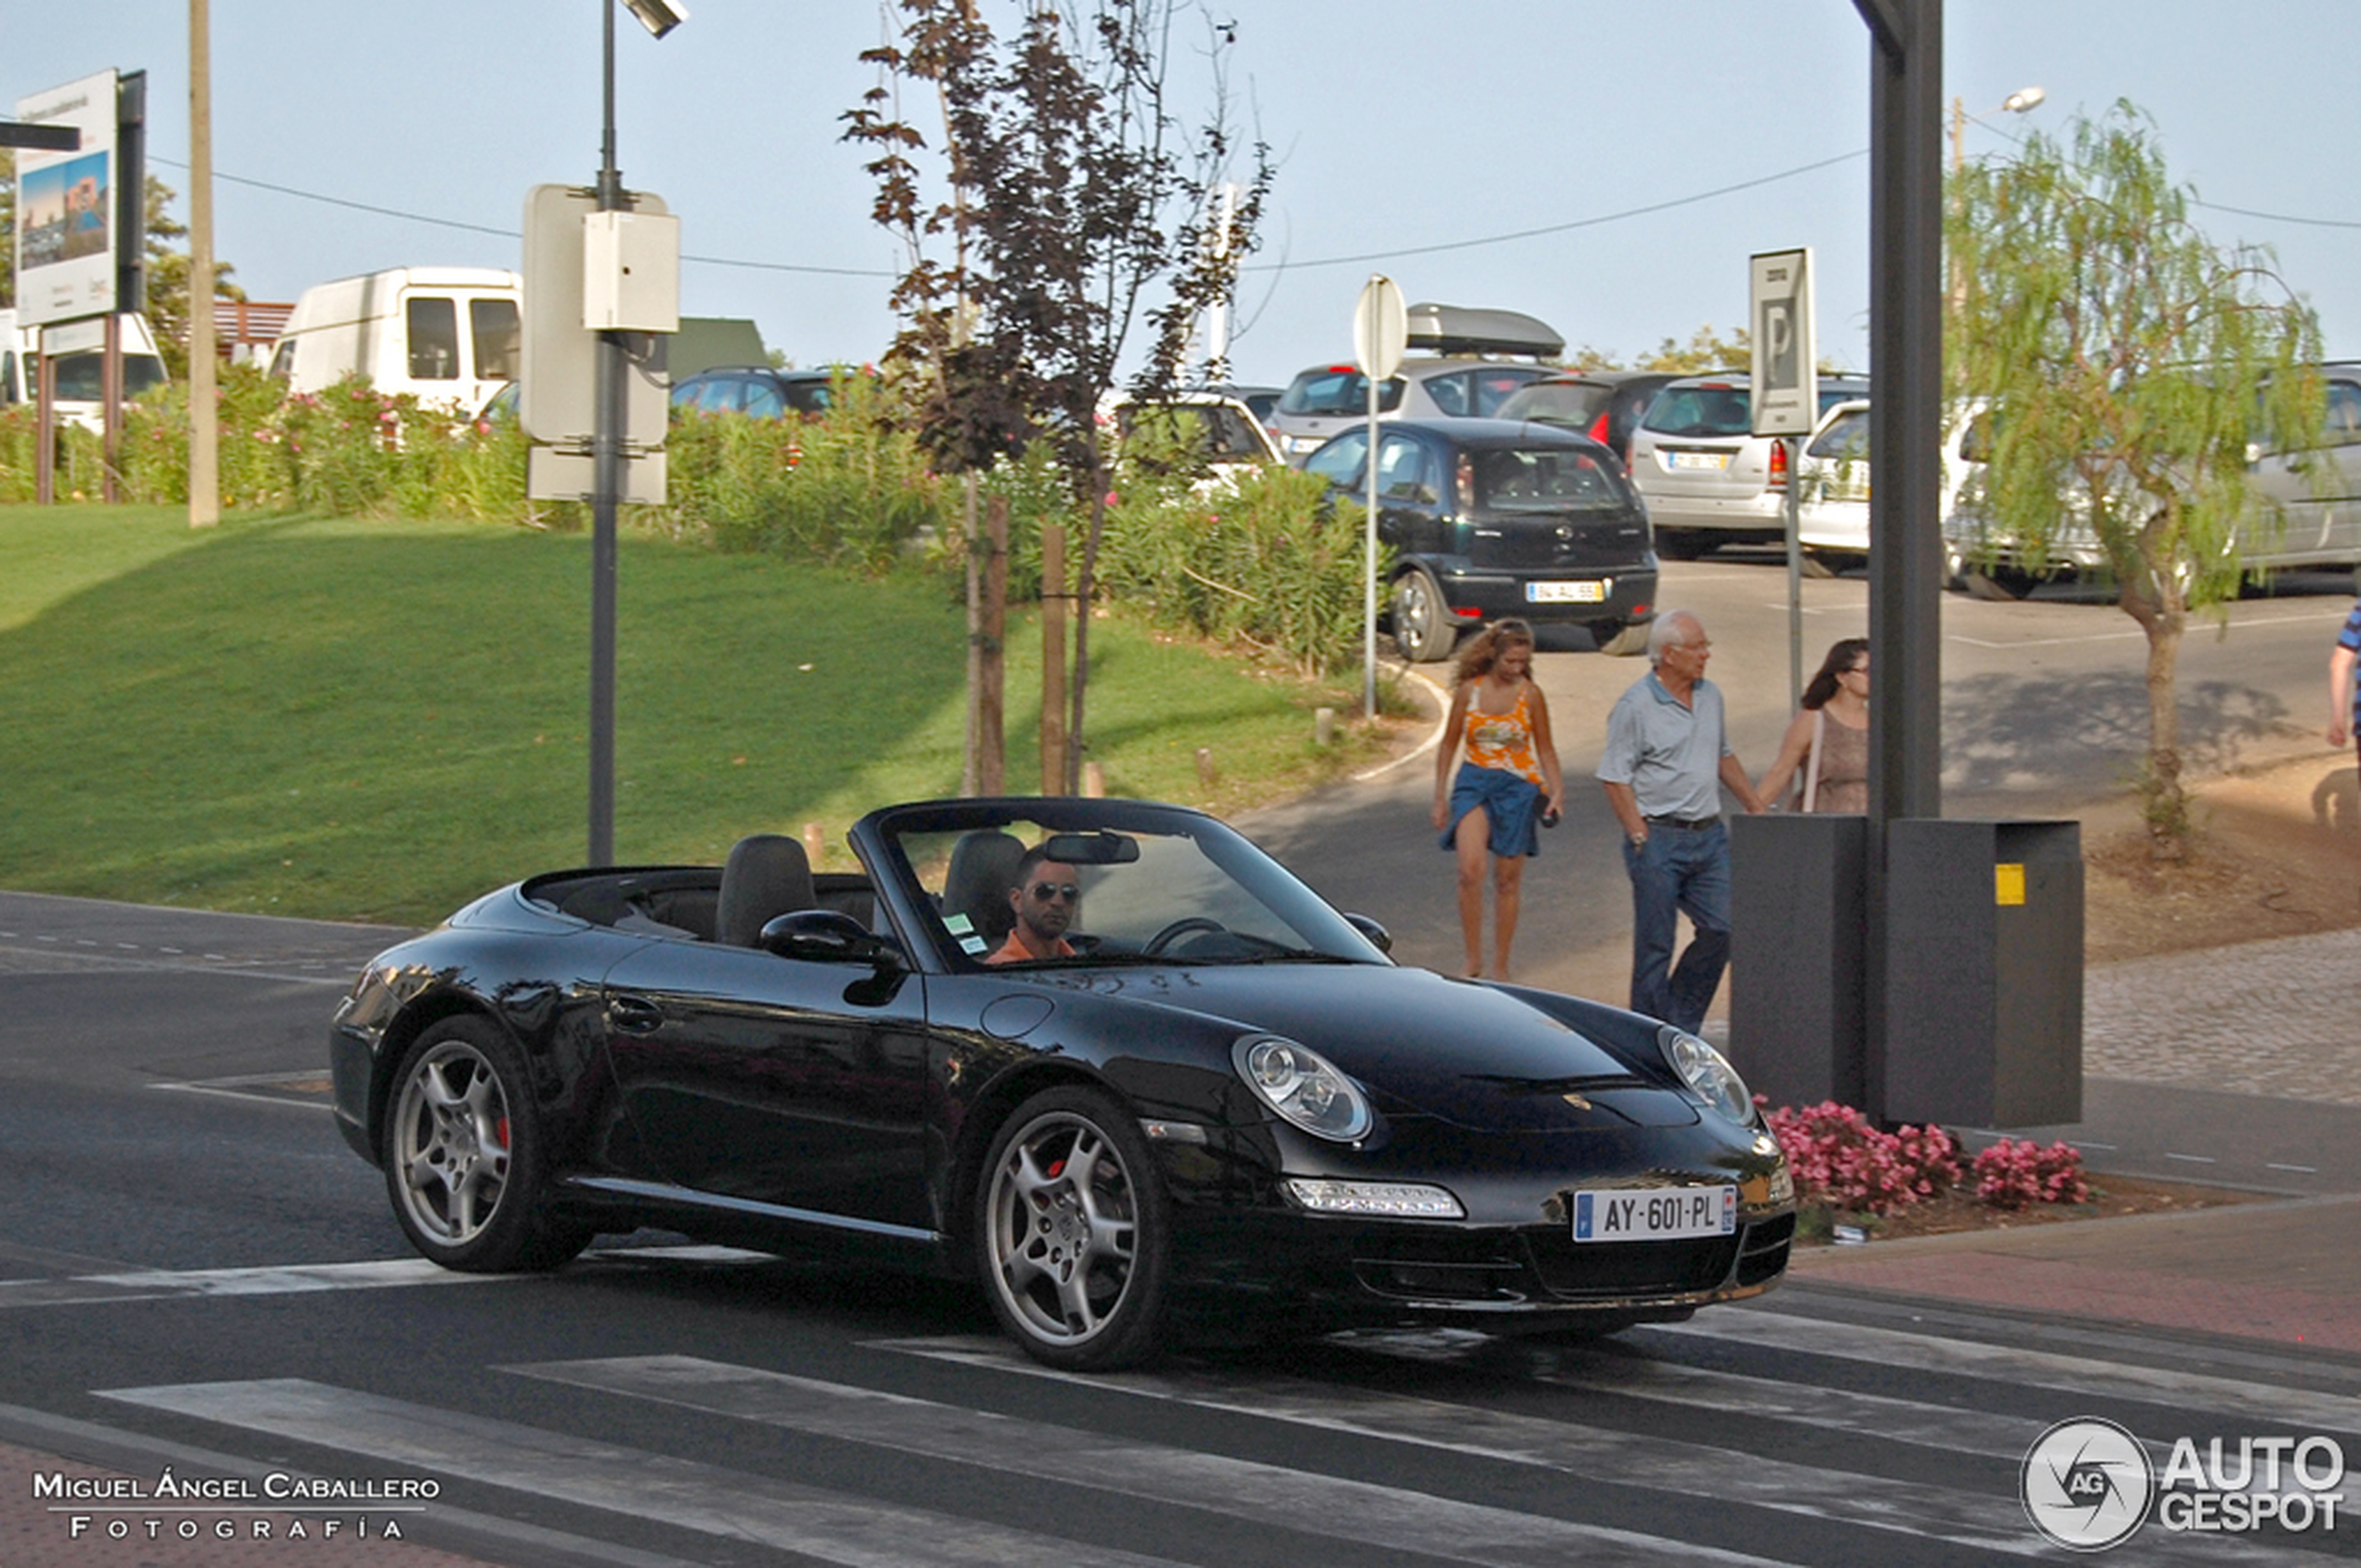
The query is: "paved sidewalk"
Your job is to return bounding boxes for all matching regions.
[1784,925,2361,1356]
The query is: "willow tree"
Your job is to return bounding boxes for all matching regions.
[1948,103,2323,855]
[845,0,1269,795]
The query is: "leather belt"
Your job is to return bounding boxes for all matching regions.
[1644,814,1722,831]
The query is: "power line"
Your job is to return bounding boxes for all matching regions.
[1246,148,1871,272]
[148,155,901,277]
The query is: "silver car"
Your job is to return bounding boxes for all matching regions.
[1625,372,1869,557]
[1270,304,1560,465]
[1942,364,2361,598]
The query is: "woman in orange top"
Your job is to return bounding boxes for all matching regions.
[1431,618,1563,979]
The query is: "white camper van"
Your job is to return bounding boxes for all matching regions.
[269,267,521,411]
[0,309,171,432]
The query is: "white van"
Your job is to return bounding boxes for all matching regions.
[268,267,521,412]
[0,308,171,432]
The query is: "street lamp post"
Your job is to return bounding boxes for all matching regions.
[587,0,685,866]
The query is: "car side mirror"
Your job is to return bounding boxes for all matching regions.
[758,909,902,968]
[1343,913,1393,954]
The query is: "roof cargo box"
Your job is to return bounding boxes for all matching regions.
[1405,303,1563,359]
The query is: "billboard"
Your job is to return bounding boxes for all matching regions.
[13,71,120,326]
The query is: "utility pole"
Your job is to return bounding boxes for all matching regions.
[188,0,219,527]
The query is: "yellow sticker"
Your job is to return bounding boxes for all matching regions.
[1995,863,2026,906]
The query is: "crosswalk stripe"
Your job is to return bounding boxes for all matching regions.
[1668,1306,2361,1439]
[864,1337,2341,1567]
[0,1246,774,1311]
[0,1258,507,1310]
[1313,1328,2048,1463]
[92,1377,1197,1568]
[518,1351,2027,1562]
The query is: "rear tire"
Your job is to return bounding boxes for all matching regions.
[1655,529,1710,560]
[1390,568,1458,664]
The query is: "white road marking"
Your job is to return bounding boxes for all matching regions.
[96,1378,1204,1568]
[512,1354,1794,1567]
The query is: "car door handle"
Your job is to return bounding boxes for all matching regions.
[606,995,666,1036]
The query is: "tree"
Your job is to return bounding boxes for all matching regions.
[1635,323,1749,376]
[1947,103,2323,856]
[846,0,1270,794]
[140,174,244,379]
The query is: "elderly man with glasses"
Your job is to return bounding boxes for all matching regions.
[986,846,1082,965]
[1598,610,1768,1033]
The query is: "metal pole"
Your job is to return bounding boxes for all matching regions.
[1784,435,1801,705]
[1363,361,1379,722]
[188,0,219,527]
[588,0,622,865]
[1857,0,1945,1121]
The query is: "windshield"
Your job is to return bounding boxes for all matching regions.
[1280,367,1405,417]
[876,807,1388,969]
[1472,445,1633,511]
[1495,383,1610,426]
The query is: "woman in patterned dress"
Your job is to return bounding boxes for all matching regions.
[1431,618,1564,979]
[1757,638,1871,813]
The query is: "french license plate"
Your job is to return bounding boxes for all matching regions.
[1526,580,1607,603]
[1669,450,1731,471]
[1572,1185,1736,1243]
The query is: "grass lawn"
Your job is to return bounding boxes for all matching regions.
[0,505,1391,925]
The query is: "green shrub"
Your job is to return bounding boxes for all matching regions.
[1093,462,1380,676]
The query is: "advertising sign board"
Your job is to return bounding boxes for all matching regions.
[13,72,120,327]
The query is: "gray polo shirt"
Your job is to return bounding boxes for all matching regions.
[1598,671,1731,820]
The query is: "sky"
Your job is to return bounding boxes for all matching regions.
[11,2,2360,387]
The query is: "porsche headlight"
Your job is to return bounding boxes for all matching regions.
[1656,1025,1752,1124]
[1233,1035,1372,1142]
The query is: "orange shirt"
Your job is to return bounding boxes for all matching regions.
[984,931,1076,965]
[1461,683,1543,784]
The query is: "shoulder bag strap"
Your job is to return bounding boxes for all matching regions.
[1801,707,1825,813]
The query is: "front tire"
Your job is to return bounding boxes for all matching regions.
[1390,567,1458,664]
[1594,620,1652,657]
[977,1087,1171,1370]
[381,1017,587,1273]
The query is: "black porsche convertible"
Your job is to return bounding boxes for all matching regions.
[329,797,1795,1369]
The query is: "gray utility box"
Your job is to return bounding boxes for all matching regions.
[1884,819,2082,1128]
[1730,815,2083,1129]
[1729,813,1869,1112]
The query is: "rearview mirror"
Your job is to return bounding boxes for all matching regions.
[1041,831,1141,865]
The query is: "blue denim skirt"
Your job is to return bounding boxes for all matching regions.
[1440,763,1543,858]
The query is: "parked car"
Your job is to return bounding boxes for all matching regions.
[1943,366,2361,597]
[1493,370,1681,466]
[1625,372,1870,557]
[1204,381,1282,430]
[1303,418,1658,661]
[1794,398,1987,574]
[330,797,1794,1371]
[1105,389,1283,483]
[669,364,839,417]
[1270,304,1562,465]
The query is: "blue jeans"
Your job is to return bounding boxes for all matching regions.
[1623,823,1731,1034]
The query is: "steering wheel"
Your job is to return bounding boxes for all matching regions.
[1142,916,1226,955]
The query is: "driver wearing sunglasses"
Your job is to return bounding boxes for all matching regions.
[984,846,1082,965]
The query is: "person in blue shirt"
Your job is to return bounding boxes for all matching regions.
[1598,610,1768,1033]
[2330,597,2361,765]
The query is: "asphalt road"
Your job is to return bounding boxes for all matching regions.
[1244,554,2360,996]
[5,897,2359,1567]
